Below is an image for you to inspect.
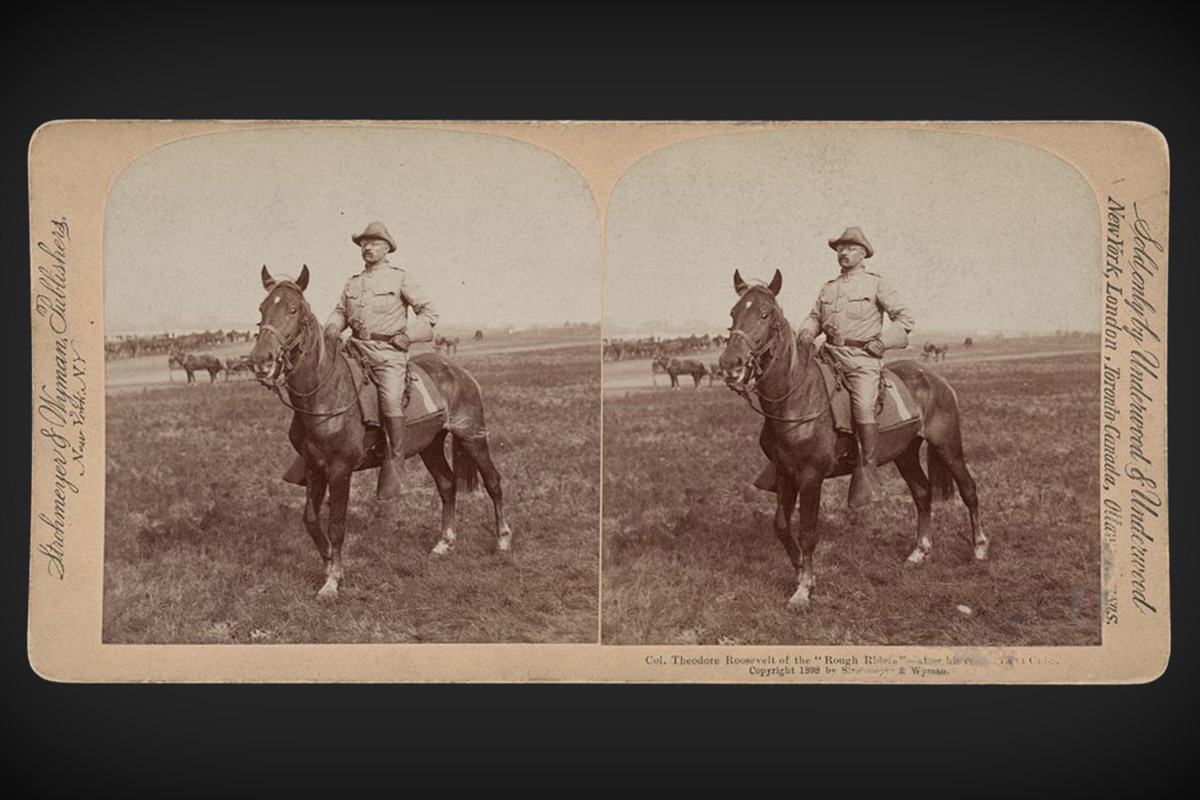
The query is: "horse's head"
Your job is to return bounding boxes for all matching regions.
[719,269,785,388]
[249,264,313,382]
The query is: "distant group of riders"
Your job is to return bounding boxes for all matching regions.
[106,329,253,359]
[603,333,728,362]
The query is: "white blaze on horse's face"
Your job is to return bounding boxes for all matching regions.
[250,279,308,380]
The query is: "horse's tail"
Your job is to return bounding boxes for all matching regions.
[452,434,482,494]
[927,443,957,502]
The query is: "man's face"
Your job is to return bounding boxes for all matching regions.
[837,243,866,271]
[360,238,390,265]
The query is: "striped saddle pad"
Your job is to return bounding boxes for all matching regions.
[816,361,921,435]
[342,352,446,427]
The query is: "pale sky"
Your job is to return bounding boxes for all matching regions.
[105,127,600,335]
[605,128,1101,336]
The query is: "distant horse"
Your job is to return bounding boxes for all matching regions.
[719,270,985,607]
[249,265,513,599]
[168,351,223,384]
[474,329,484,342]
[652,354,708,389]
[963,337,974,349]
[434,335,460,356]
[922,342,949,363]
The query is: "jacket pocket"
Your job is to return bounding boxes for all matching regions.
[370,289,397,315]
[846,294,877,321]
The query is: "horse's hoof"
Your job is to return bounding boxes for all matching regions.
[497,532,512,552]
[974,543,989,561]
[788,589,811,609]
[317,582,339,601]
[905,548,928,567]
[431,539,453,557]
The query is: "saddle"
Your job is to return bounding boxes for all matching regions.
[341,344,446,427]
[815,348,921,435]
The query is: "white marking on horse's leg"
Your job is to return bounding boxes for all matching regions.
[788,583,811,608]
[906,535,932,566]
[431,527,456,556]
[318,576,339,599]
[974,524,989,561]
[497,523,513,552]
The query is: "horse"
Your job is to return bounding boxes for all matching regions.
[719,269,986,608]
[168,351,223,383]
[249,265,513,600]
[963,337,974,349]
[652,354,708,389]
[922,342,949,363]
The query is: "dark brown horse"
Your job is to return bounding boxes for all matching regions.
[719,270,986,607]
[249,265,513,600]
[652,354,708,389]
[169,351,223,383]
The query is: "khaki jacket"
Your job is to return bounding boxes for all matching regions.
[326,260,438,344]
[797,265,913,345]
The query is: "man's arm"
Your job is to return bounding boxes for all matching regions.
[796,294,822,344]
[400,273,439,344]
[325,286,349,338]
[874,278,913,352]
[876,278,914,333]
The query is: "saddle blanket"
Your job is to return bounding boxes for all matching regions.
[342,351,446,427]
[816,360,921,435]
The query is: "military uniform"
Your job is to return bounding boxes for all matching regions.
[325,221,439,500]
[797,265,913,423]
[326,260,438,416]
[754,226,913,507]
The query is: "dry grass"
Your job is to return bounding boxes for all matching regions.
[103,342,599,643]
[602,349,1101,646]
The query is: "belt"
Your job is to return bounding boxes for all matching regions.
[354,332,398,343]
[841,338,876,348]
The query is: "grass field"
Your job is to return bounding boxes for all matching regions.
[103,338,599,644]
[602,347,1101,646]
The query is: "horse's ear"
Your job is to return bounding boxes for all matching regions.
[768,269,783,297]
[261,265,273,290]
[297,264,310,292]
[733,269,748,296]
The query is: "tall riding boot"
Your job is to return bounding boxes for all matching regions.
[376,415,407,500]
[753,462,778,493]
[848,422,881,508]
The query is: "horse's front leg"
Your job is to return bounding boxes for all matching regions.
[790,481,823,608]
[302,464,332,586]
[772,470,801,575]
[318,466,352,600]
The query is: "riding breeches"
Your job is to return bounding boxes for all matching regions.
[825,345,882,424]
[357,340,409,418]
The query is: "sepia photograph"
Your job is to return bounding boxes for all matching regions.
[98,126,600,643]
[603,128,1109,646]
[29,120,1167,681]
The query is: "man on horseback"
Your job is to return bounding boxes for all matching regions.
[800,226,913,505]
[753,226,914,506]
[324,221,439,500]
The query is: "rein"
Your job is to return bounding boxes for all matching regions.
[727,306,832,427]
[257,309,357,419]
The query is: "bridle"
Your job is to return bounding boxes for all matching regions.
[725,295,831,426]
[255,293,355,418]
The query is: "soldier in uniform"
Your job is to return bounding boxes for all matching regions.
[754,226,914,506]
[325,221,439,500]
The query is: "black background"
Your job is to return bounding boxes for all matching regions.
[16,13,1187,784]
